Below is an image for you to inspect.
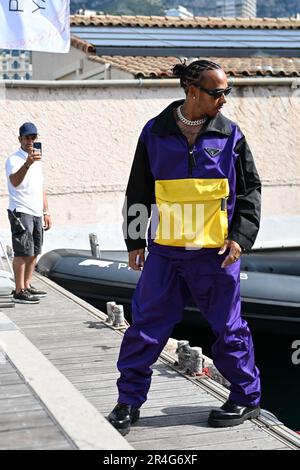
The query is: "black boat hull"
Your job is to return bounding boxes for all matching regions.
[37,248,300,335]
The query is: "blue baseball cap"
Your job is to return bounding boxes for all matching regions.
[19,122,38,136]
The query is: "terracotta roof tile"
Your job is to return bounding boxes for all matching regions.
[71,35,95,53]
[71,14,300,30]
[87,55,300,78]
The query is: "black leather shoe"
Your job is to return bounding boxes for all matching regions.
[208,399,260,428]
[107,403,140,436]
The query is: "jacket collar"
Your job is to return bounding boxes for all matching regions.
[151,99,232,137]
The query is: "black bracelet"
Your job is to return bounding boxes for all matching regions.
[24,163,30,170]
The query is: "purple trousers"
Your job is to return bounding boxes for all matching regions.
[117,251,261,408]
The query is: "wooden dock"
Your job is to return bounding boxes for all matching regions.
[1,273,300,450]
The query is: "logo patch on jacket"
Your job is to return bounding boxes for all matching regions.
[204,147,221,157]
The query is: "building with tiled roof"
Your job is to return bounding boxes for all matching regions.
[69,14,300,29]
[87,54,300,79]
[32,14,300,80]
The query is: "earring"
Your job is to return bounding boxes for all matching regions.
[193,96,196,100]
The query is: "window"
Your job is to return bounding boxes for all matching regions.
[3,73,9,79]
[12,50,20,57]
[12,60,19,69]
[25,73,31,80]
[13,73,20,79]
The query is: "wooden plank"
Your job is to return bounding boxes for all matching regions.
[43,354,118,365]
[71,371,196,388]
[0,363,16,374]
[98,406,211,424]
[70,373,193,388]
[94,401,220,419]
[19,318,106,328]
[20,328,108,339]
[35,333,120,342]
[38,343,121,354]
[0,396,43,414]
[57,363,180,377]
[186,437,289,450]
[131,427,282,450]
[88,392,217,408]
[64,372,122,382]
[29,337,121,349]
[0,383,32,399]
[0,373,23,386]
[22,442,74,450]
[64,370,182,384]
[54,364,120,374]
[35,325,107,336]
[77,382,215,401]
[129,420,255,442]
[40,349,120,360]
[127,411,225,429]
[274,446,293,450]
[14,319,89,328]
[9,311,88,320]
[51,361,181,382]
[147,386,213,399]
[11,318,90,328]
[22,323,108,332]
[36,343,121,354]
[15,306,94,317]
[50,356,114,365]
[37,335,101,345]
[41,350,120,360]
[0,410,55,432]
[53,363,119,374]
[0,426,74,450]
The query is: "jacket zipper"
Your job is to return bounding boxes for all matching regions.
[181,132,203,177]
[188,145,196,176]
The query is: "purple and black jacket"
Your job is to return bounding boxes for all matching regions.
[123,99,261,256]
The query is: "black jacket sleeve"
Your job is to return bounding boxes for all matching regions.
[122,137,155,252]
[228,135,261,252]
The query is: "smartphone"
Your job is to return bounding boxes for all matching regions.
[33,141,42,155]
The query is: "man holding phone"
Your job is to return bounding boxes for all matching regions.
[5,122,52,303]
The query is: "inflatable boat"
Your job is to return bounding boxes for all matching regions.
[37,248,300,335]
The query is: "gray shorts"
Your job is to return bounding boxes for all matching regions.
[8,210,43,257]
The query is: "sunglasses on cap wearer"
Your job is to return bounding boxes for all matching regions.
[196,86,232,99]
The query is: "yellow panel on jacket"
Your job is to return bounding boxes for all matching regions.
[154,178,229,248]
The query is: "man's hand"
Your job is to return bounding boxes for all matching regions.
[128,248,145,271]
[218,239,242,268]
[26,148,42,167]
[43,214,52,231]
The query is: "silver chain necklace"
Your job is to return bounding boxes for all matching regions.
[177,105,207,127]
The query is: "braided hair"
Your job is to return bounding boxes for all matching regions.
[172,59,222,92]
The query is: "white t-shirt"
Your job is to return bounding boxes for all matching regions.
[5,148,44,217]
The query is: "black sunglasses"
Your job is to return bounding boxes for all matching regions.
[197,86,232,99]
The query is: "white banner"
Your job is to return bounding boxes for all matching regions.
[0,0,70,53]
